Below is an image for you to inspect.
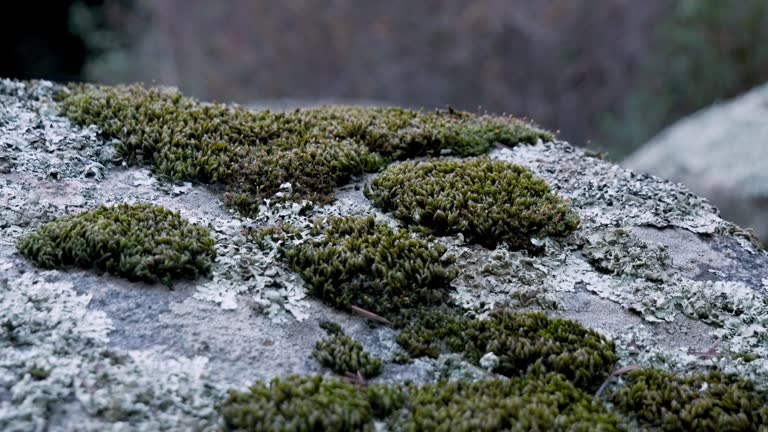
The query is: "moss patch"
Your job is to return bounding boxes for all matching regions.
[608,369,768,431]
[220,375,373,432]
[276,216,457,317]
[313,331,383,378]
[220,374,621,432]
[365,157,579,249]
[59,84,552,215]
[395,373,621,431]
[17,203,216,284]
[396,307,617,391]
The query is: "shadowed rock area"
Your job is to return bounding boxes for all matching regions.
[1,79,767,431]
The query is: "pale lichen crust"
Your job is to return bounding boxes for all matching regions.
[17,203,216,283]
[365,157,579,248]
[58,83,552,215]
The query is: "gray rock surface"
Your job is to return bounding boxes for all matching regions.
[1,79,767,431]
[624,82,768,243]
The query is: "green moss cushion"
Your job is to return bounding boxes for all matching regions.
[220,376,374,432]
[313,334,383,378]
[609,369,768,431]
[279,216,457,316]
[365,157,579,249]
[59,84,552,215]
[397,373,621,432]
[17,203,216,284]
[220,374,622,432]
[396,308,617,391]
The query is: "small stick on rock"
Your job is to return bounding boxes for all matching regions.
[595,364,641,398]
[687,338,723,358]
[349,305,392,326]
[343,370,367,389]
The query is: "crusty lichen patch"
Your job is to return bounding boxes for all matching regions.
[365,157,579,249]
[58,84,552,215]
[17,203,216,284]
[582,228,671,282]
[0,273,221,431]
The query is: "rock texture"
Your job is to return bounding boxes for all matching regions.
[624,82,768,243]
[1,79,767,431]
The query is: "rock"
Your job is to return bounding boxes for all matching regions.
[624,82,768,243]
[1,78,767,430]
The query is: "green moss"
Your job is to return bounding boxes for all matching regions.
[313,331,383,378]
[608,369,768,432]
[276,216,457,317]
[365,383,407,418]
[59,84,551,215]
[219,374,622,432]
[731,352,759,363]
[17,203,216,284]
[220,375,373,432]
[396,373,621,431]
[365,157,579,249]
[28,366,50,381]
[318,320,343,336]
[396,307,617,391]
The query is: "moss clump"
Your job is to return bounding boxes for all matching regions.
[396,308,617,391]
[396,373,621,431]
[609,369,768,431]
[220,374,621,432]
[365,157,579,249]
[28,366,51,381]
[278,216,457,317]
[17,203,216,284]
[220,375,373,432]
[59,84,552,215]
[318,320,343,336]
[313,333,383,378]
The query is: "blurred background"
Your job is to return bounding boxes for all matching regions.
[4,0,767,240]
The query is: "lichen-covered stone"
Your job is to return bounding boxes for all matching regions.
[608,369,768,431]
[581,228,672,282]
[365,157,579,248]
[3,78,768,430]
[275,216,457,316]
[17,203,216,283]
